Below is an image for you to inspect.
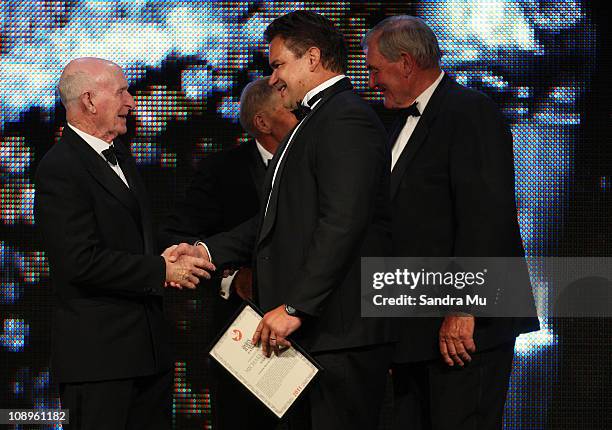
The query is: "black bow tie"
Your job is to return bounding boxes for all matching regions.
[101,145,121,166]
[292,104,311,121]
[398,101,421,120]
[291,91,325,121]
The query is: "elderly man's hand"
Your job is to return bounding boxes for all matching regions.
[439,314,476,366]
[163,242,210,262]
[232,267,253,301]
[162,245,215,290]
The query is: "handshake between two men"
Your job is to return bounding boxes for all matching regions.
[161,243,215,290]
[160,242,301,357]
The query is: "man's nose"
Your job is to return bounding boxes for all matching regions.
[126,91,136,110]
[368,73,376,90]
[269,70,279,86]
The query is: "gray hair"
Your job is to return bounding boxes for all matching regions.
[239,77,276,137]
[58,57,120,108]
[362,15,441,69]
[58,70,89,106]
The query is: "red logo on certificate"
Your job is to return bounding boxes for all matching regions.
[231,329,243,341]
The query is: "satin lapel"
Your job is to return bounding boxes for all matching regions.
[387,117,405,153]
[64,126,142,227]
[257,78,353,246]
[256,130,292,246]
[114,141,154,254]
[390,75,452,200]
[259,134,288,211]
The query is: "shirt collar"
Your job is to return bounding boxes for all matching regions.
[67,123,113,154]
[302,75,346,108]
[412,71,445,115]
[255,140,273,166]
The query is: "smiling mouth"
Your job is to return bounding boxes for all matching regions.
[274,82,287,94]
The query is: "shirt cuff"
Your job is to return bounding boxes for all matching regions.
[194,241,213,263]
[219,270,237,300]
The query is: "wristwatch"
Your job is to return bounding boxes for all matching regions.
[284,304,299,317]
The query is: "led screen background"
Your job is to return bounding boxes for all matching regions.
[0,1,609,428]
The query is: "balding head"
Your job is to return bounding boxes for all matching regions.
[59,57,135,142]
[59,57,119,107]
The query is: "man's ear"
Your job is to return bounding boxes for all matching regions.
[399,52,415,78]
[80,92,96,114]
[254,113,271,135]
[307,46,322,71]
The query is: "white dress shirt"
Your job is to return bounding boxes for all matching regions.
[302,74,346,108]
[67,123,130,187]
[391,71,445,171]
[255,139,273,166]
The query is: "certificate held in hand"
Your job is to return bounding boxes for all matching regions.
[209,302,321,419]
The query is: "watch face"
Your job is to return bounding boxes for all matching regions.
[285,305,296,315]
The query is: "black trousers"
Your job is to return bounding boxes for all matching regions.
[392,340,516,430]
[59,369,172,430]
[278,343,394,430]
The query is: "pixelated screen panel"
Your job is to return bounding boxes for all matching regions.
[0,1,607,429]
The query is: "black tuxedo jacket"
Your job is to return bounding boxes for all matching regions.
[34,125,172,383]
[206,78,394,353]
[159,140,266,331]
[389,74,539,362]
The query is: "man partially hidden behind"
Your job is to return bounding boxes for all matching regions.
[160,76,297,429]
[35,57,213,429]
[169,11,394,430]
[362,16,539,430]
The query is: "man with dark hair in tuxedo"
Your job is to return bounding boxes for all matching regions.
[35,57,213,429]
[160,76,297,429]
[169,10,394,430]
[362,16,539,430]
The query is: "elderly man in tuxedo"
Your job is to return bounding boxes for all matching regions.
[362,16,539,430]
[35,57,213,429]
